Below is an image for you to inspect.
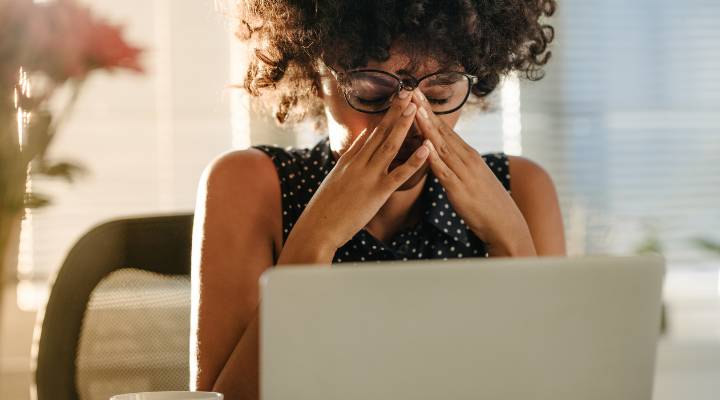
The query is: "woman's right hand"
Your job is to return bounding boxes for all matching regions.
[288,89,430,253]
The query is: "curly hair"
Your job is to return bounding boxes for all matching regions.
[231,0,556,131]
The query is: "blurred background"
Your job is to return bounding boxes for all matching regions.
[1,0,719,398]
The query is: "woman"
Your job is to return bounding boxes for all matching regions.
[192,1,564,399]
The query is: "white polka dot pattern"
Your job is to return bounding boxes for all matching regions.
[252,136,511,264]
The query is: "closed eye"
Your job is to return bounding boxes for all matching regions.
[427,97,450,105]
[355,96,391,105]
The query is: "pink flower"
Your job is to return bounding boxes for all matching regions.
[0,0,34,86]
[84,16,144,74]
[2,0,143,84]
[26,0,93,80]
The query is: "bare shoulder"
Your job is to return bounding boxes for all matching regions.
[506,155,566,256]
[506,155,555,194]
[197,147,282,253]
[201,148,279,201]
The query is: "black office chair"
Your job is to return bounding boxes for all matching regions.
[33,213,194,400]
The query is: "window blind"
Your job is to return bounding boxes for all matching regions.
[520,0,720,266]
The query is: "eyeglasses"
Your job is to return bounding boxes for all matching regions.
[325,65,479,115]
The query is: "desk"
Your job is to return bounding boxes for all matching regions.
[654,339,720,399]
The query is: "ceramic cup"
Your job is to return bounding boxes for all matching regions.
[110,392,223,400]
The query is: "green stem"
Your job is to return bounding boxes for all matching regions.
[40,78,85,160]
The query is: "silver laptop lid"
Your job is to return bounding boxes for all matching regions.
[260,255,665,400]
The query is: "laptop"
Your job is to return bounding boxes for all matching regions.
[260,255,665,400]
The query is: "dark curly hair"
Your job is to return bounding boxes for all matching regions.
[231,0,556,131]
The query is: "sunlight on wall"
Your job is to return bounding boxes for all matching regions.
[153,0,175,209]
[501,72,522,156]
[230,37,251,149]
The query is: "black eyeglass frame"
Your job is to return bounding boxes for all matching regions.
[325,64,480,115]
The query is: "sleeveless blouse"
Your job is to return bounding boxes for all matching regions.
[252,136,511,264]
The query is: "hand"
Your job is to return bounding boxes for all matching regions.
[410,90,536,256]
[289,91,431,252]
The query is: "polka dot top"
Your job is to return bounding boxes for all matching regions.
[252,135,511,265]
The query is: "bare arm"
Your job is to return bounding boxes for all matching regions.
[191,149,335,400]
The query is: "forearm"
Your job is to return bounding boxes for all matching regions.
[478,209,538,258]
[211,307,260,400]
[209,228,337,399]
[485,224,537,257]
[276,223,337,265]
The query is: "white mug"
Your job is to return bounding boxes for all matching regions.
[110,392,223,400]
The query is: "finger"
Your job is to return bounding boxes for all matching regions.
[412,92,467,175]
[424,138,461,190]
[357,90,414,162]
[340,127,371,160]
[384,142,429,190]
[413,91,474,156]
[369,102,417,169]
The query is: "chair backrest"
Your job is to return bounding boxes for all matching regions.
[33,213,194,400]
[75,268,191,400]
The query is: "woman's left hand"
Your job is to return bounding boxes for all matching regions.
[411,90,537,257]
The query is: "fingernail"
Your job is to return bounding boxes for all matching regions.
[398,90,410,99]
[402,103,417,116]
[416,146,429,158]
[418,106,428,119]
[424,139,435,152]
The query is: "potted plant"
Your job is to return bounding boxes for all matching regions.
[0,0,143,292]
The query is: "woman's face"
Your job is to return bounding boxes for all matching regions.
[318,51,465,191]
